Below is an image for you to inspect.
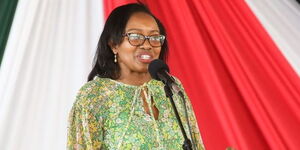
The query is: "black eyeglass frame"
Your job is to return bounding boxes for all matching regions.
[123,33,165,47]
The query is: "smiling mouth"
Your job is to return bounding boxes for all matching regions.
[140,55,151,60]
[137,54,153,63]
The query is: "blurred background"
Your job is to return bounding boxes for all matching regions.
[1,0,300,149]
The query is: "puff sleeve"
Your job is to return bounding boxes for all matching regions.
[67,88,104,150]
[175,78,205,150]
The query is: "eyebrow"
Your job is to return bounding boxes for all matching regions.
[126,28,159,33]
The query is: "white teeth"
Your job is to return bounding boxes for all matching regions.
[141,55,151,59]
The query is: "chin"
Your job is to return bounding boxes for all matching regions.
[140,68,148,73]
[134,63,149,72]
[135,66,148,73]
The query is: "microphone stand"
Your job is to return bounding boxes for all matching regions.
[164,85,193,150]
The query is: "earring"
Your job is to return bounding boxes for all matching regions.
[114,53,117,63]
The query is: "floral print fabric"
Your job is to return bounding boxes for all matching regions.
[67,76,205,150]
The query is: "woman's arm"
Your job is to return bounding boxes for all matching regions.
[67,88,103,150]
[174,77,206,150]
[184,93,205,150]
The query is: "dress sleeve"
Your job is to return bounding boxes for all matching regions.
[67,89,103,150]
[174,78,206,150]
[184,91,205,150]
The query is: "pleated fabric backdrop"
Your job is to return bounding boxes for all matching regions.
[0,0,18,65]
[0,0,300,150]
[0,0,103,149]
[103,0,300,149]
[246,0,300,75]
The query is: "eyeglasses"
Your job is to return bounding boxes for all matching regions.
[123,33,165,47]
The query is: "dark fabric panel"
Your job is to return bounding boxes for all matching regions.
[0,0,18,66]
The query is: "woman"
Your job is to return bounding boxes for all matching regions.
[67,3,205,150]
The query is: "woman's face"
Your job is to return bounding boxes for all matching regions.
[112,12,162,75]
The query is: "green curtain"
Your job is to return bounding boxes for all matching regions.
[0,0,18,66]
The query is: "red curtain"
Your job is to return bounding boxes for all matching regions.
[104,0,300,149]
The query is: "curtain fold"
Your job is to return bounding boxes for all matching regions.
[0,0,18,65]
[0,0,103,149]
[245,0,300,76]
[103,0,300,149]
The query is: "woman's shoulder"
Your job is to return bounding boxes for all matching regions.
[77,77,110,95]
[148,75,183,87]
[147,75,185,95]
[73,77,115,110]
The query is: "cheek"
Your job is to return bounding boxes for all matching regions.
[117,44,136,60]
[119,51,135,62]
[154,48,162,58]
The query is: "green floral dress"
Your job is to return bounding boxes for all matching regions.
[67,76,205,150]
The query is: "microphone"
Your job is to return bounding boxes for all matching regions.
[148,59,181,94]
[149,59,195,150]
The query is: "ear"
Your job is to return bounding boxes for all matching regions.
[108,41,118,54]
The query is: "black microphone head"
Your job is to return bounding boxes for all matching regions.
[148,59,170,80]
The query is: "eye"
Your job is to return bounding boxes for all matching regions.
[150,35,165,41]
[150,36,162,41]
[128,33,144,40]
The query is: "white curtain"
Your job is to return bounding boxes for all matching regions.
[245,0,300,76]
[0,0,104,149]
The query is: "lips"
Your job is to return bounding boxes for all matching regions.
[140,55,151,59]
[136,52,153,63]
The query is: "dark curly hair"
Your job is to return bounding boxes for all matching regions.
[88,3,169,81]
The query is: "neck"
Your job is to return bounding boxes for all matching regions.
[117,71,152,86]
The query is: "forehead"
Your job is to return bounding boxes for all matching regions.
[125,12,159,32]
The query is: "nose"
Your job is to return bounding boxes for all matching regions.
[140,38,152,50]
